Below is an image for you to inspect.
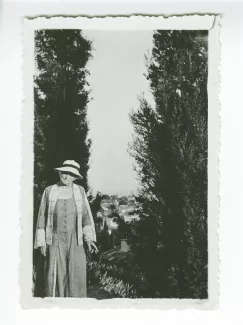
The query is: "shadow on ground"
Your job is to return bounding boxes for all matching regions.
[87,285,116,300]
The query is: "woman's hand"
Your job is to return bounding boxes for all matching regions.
[39,245,46,257]
[87,241,98,253]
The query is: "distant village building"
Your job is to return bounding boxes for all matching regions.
[96,195,140,236]
[127,195,135,202]
[120,239,130,252]
[101,199,110,207]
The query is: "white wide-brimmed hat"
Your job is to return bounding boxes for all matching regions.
[54,160,83,179]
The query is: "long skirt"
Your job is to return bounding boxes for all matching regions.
[43,232,87,298]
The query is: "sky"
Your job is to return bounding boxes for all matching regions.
[82,30,154,196]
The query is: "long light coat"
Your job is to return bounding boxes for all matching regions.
[34,183,96,249]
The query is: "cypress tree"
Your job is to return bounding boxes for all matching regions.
[129,30,208,298]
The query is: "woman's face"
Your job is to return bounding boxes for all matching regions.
[59,171,76,186]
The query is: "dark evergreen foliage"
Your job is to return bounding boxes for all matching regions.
[128,30,208,298]
[34,29,92,212]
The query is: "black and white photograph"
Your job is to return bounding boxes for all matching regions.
[21,15,219,308]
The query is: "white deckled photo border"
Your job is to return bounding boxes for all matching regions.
[21,15,220,310]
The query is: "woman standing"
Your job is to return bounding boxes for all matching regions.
[34,160,97,298]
